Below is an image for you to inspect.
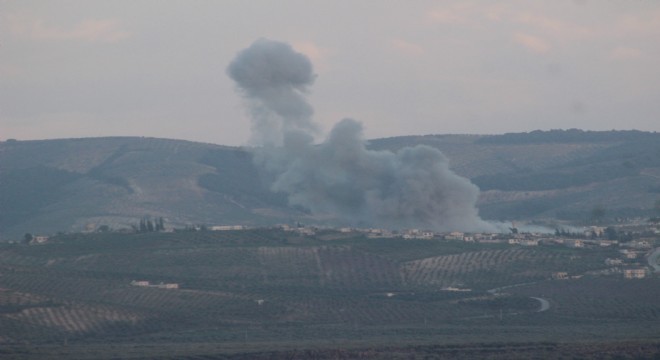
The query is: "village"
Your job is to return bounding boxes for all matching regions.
[23,218,660,284]
[275,221,660,280]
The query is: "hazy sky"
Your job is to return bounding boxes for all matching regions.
[1,1,659,146]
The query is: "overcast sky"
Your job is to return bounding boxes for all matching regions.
[1,1,659,146]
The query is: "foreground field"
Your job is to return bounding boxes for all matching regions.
[0,230,659,358]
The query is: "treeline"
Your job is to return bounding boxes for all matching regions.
[132,217,166,233]
[476,129,659,144]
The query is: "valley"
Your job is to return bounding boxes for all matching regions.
[0,227,659,358]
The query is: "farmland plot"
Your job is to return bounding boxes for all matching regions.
[508,278,660,321]
[0,271,293,340]
[132,247,264,284]
[316,246,403,290]
[282,291,483,326]
[6,303,142,334]
[1,230,657,355]
[257,246,321,286]
[0,287,146,343]
[0,289,50,308]
[402,248,557,289]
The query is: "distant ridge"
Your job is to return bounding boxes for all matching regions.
[476,129,660,144]
[1,130,659,240]
[367,130,660,221]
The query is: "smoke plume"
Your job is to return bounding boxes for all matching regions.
[228,38,492,231]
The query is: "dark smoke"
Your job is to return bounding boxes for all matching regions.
[228,38,493,232]
[227,38,317,146]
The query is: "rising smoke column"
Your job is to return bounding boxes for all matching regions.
[227,38,317,147]
[228,38,493,231]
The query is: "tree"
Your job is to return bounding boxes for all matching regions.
[23,233,33,244]
[591,205,606,224]
[605,226,618,240]
[648,200,660,224]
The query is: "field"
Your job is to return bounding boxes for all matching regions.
[0,229,659,358]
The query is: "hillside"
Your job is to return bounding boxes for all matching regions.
[1,130,660,240]
[369,129,660,221]
[0,137,297,241]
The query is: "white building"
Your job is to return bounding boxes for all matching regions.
[565,239,584,248]
[211,225,245,231]
[605,258,623,266]
[623,268,647,279]
[31,236,49,244]
[403,230,434,239]
[131,280,179,289]
[445,232,465,241]
[508,238,539,246]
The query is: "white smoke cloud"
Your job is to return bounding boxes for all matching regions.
[228,38,494,232]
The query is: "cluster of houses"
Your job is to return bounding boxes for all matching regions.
[272,224,658,281]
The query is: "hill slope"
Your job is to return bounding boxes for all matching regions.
[1,130,659,239]
[0,137,296,240]
[369,129,660,221]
